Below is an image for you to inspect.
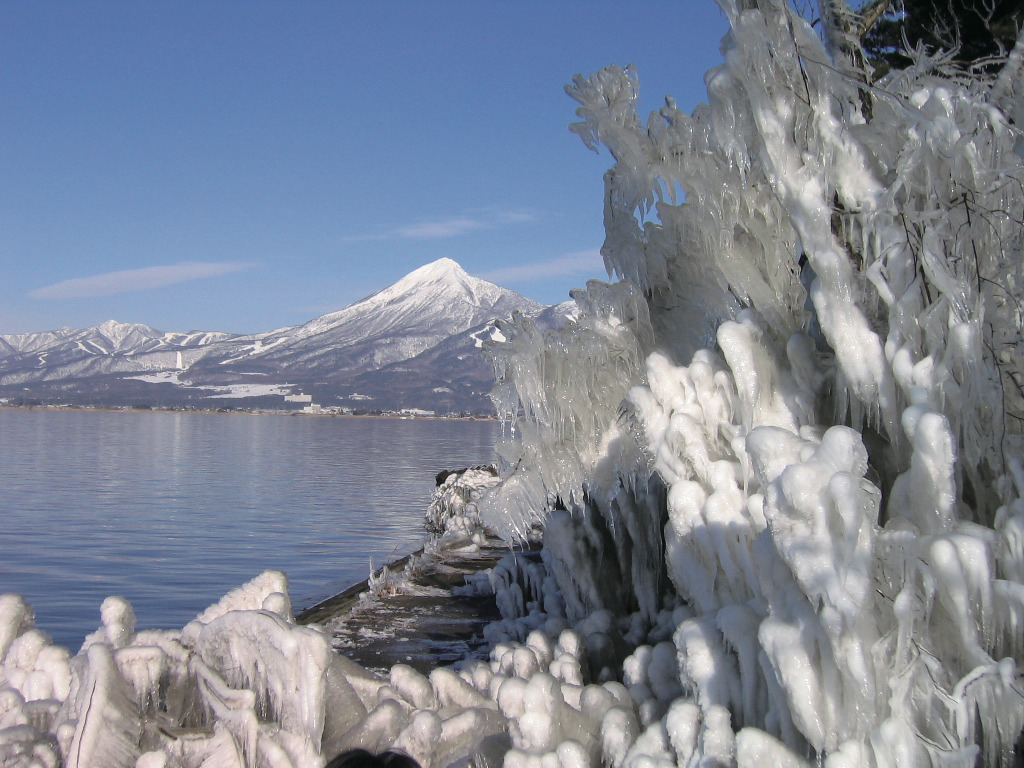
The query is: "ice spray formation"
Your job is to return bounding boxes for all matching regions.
[485,0,1024,764]
[2,1,1023,767]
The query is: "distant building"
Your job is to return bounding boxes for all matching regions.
[282,392,323,414]
[399,408,436,418]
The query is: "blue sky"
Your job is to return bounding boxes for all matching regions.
[1,2,729,334]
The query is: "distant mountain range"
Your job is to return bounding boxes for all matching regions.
[0,258,569,414]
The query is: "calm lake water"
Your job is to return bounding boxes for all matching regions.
[0,409,497,650]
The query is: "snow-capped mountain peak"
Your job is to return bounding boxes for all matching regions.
[348,258,512,314]
[0,259,561,413]
[92,320,159,347]
[288,258,540,344]
[397,257,464,285]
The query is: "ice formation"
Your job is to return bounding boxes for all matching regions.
[3,1,1024,767]
[426,468,501,541]
[482,0,1024,765]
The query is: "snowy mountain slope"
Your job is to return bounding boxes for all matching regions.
[331,297,578,412]
[0,321,238,385]
[0,259,554,412]
[0,319,234,357]
[344,322,510,413]
[189,258,541,375]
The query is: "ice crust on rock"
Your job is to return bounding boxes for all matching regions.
[425,467,501,541]
[3,2,1024,767]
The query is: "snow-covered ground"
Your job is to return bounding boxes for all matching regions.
[126,371,296,400]
[2,2,1023,767]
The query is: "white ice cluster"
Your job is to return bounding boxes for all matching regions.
[1,572,350,767]
[486,280,654,542]
[0,569,639,768]
[482,1,1024,765]
[426,469,502,542]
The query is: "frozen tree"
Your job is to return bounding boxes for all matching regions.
[484,0,1024,764]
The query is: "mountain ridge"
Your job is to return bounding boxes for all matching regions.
[0,259,558,414]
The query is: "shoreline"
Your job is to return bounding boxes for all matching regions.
[296,536,541,674]
[0,403,498,421]
[296,548,427,626]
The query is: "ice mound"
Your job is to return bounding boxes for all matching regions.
[0,570,634,768]
[1,572,342,767]
[426,467,501,542]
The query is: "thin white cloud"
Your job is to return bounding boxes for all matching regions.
[481,249,605,284]
[30,261,254,299]
[346,209,537,242]
[495,210,537,224]
[398,217,487,239]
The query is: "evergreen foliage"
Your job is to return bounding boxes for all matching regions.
[862,0,1024,75]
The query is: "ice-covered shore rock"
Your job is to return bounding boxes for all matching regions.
[426,467,501,541]
[0,560,626,768]
[1,573,339,767]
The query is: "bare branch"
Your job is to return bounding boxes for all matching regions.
[972,0,1006,56]
[819,0,875,72]
[991,25,1024,111]
[855,0,896,39]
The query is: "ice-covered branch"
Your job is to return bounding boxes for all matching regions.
[479,0,1024,764]
[818,0,871,74]
[991,25,1024,116]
